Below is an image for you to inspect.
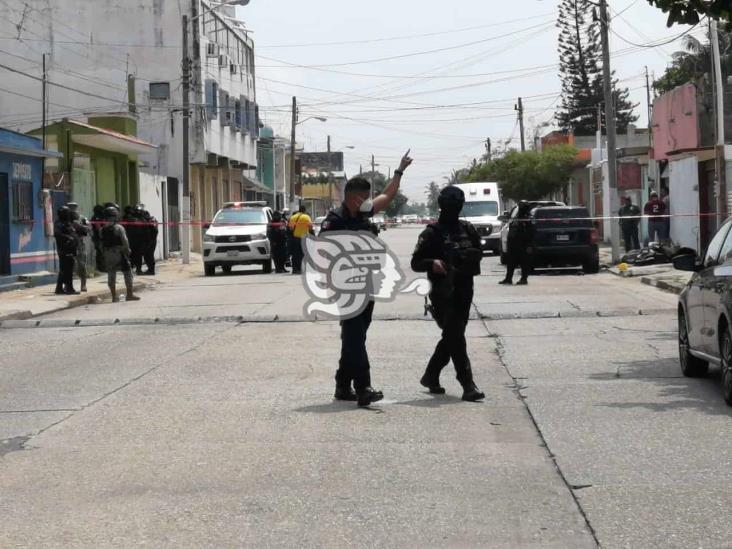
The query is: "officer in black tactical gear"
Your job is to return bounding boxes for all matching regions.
[500,200,533,286]
[54,206,80,295]
[123,205,146,275]
[101,206,140,303]
[411,185,486,402]
[321,150,413,407]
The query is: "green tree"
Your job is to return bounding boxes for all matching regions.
[425,181,442,216]
[555,0,638,134]
[468,145,579,201]
[653,30,732,94]
[646,0,730,26]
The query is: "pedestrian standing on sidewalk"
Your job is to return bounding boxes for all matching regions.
[499,201,532,286]
[321,150,413,407]
[54,206,80,295]
[619,196,641,252]
[100,207,140,303]
[67,202,90,292]
[411,185,485,401]
[288,205,312,275]
[267,211,289,273]
[644,191,666,244]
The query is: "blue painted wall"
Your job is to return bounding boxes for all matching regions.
[0,128,56,275]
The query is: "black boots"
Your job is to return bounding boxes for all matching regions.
[461,382,486,402]
[334,386,358,401]
[420,373,446,394]
[516,278,528,286]
[357,387,384,407]
[499,279,512,285]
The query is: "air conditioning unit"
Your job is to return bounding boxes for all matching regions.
[206,43,220,58]
[230,63,238,75]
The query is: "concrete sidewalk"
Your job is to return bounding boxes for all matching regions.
[0,256,204,321]
[601,246,691,295]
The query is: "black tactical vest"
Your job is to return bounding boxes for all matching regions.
[101,225,123,248]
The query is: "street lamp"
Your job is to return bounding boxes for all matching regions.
[289,100,326,210]
[181,0,252,265]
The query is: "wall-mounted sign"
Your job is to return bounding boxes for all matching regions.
[12,163,32,182]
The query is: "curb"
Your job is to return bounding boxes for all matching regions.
[640,276,684,295]
[0,280,157,322]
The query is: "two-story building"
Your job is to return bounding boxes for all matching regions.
[0,0,263,256]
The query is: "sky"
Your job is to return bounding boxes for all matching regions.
[239,0,702,204]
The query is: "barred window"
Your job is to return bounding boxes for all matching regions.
[12,181,33,222]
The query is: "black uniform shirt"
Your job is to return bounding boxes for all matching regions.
[411,220,482,284]
[320,205,374,233]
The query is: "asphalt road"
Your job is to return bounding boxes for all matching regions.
[2,226,730,548]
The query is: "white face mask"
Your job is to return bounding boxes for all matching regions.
[359,198,373,214]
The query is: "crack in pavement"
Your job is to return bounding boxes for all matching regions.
[3,323,245,459]
[475,303,601,548]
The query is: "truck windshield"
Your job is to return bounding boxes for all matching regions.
[213,209,267,225]
[462,201,498,217]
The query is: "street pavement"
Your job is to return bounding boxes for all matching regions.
[2,226,730,548]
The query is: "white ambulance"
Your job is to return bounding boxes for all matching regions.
[453,182,503,254]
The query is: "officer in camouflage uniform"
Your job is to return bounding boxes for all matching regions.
[100,206,140,303]
[411,185,485,401]
[67,202,90,292]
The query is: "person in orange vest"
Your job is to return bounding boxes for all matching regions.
[288,205,313,274]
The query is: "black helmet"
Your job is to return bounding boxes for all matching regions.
[93,205,104,215]
[438,185,465,209]
[104,206,119,221]
[57,206,70,222]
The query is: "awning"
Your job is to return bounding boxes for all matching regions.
[0,144,63,159]
[67,119,157,156]
[242,173,272,193]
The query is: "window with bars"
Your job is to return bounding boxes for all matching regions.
[12,181,33,222]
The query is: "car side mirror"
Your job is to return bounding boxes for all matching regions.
[497,214,508,222]
[673,254,702,272]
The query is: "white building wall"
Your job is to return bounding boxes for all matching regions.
[0,0,257,180]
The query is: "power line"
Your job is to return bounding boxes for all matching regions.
[256,20,556,69]
[257,12,557,48]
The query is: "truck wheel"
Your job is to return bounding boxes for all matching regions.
[204,264,215,277]
[262,259,273,274]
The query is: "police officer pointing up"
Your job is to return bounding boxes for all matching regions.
[411,186,485,402]
[321,150,413,407]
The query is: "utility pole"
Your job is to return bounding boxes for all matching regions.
[290,96,297,210]
[599,0,620,263]
[327,135,333,210]
[516,98,526,152]
[371,154,376,199]
[181,15,191,264]
[644,66,653,147]
[41,53,46,158]
[485,137,492,161]
[711,19,726,226]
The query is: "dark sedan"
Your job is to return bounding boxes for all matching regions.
[674,218,732,405]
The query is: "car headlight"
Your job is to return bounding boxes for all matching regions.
[252,233,267,241]
[203,234,215,243]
